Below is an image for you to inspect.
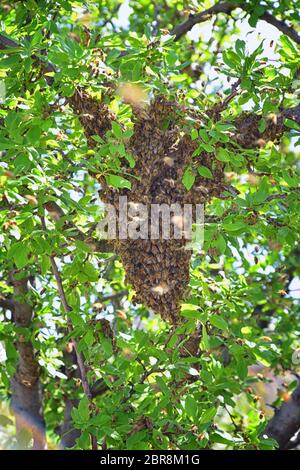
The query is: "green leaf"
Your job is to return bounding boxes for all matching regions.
[0,414,13,426]
[185,395,197,419]
[26,125,41,144]
[82,262,99,282]
[78,396,90,422]
[200,406,217,424]
[182,165,195,190]
[284,118,300,131]
[40,255,50,276]
[201,143,214,153]
[223,221,247,232]
[223,50,241,69]
[199,129,210,143]
[111,121,123,139]
[132,61,143,81]
[198,166,213,179]
[102,337,113,358]
[235,39,246,57]
[211,433,234,445]
[190,128,198,141]
[105,174,131,189]
[181,309,202,320]
[201,323,210,351]
[156,375,170,396]
[248,13,259,28]
[252,177,269,204]
[77,430,91,449]
[279,35,298,60]
[83,329,95,347]
[10,242,30,268]
[127,430,147,450]
[61,84,76,97]
[210,315,228,331]
[254,5,266,17]
[236,357,248,380]
[216,148,230,162]
[258,118,267,133]
[125,152,135,168]
[213,234,227,254]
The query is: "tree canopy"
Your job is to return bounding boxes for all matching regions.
[0,0,300,451]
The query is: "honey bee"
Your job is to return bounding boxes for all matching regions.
[71,95,226,323]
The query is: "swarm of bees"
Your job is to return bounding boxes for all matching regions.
[234,112,284,148]
[69,93,225,323]
[68,89,114,147]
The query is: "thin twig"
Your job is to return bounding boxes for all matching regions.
[172,1,300,44]
[40,216,98,450]
[210,78,241,118]
[266,187,300,201]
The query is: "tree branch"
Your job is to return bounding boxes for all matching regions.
[0,33,22,50]
[266,187,300,201]
[0,33,56,83]
[172,1,300,44]
[265,382,300,449]
[283,106,300,123]
[261,11,300,45]
[10,274,46,450]
[40,216,98,450]
[1,31,298,152]
[57,347,81,448]
[58,398,80,448]
[172,2,236,40]
[43,201,114,253]
[0,295,15,312]
[96,289,128,304]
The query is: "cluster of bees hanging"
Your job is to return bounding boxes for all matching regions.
[234,112,285,148]
[69,90,225,323]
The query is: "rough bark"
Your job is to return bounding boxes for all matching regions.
[10,275,46,450]
[265,383,300,449]
[233,106,300,149]
[59,398,80,448]
[173,1,300,44]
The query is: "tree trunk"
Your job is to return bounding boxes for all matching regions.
[10,275,46,450]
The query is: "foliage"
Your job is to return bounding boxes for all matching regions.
[0,0,299,450]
